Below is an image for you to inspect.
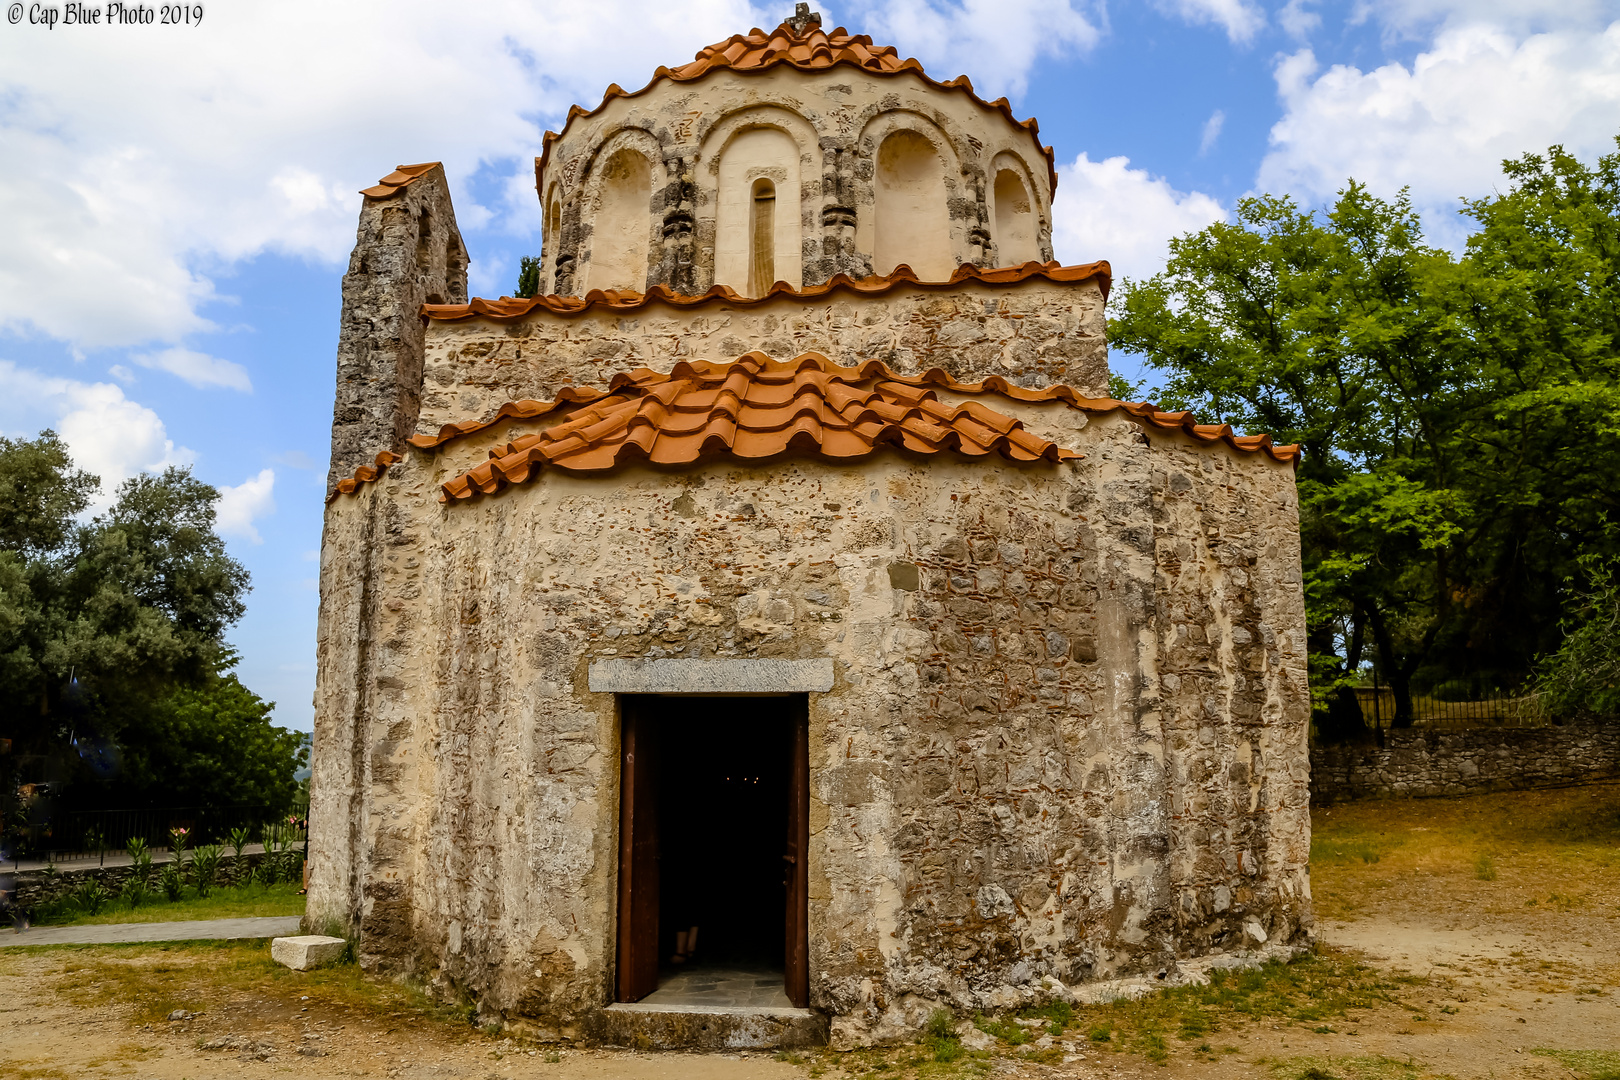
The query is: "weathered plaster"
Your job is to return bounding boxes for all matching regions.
[309,403,1312,1042]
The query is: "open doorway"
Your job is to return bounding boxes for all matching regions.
[616,695,808,1008]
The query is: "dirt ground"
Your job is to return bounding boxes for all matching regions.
[2,782,1617,1080]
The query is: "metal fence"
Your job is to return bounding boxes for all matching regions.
[16,798,308,867]
[1353,686,1548,730]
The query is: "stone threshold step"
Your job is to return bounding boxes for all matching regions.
[587,1002,827,1050]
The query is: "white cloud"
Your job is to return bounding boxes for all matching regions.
[1351,0,1613,38]
[843,0,1103,98]
[0,361,192,501]
[0,0,773,352]
[1258,23,1620,241]
[1152,0,1266,42]
[1279,0,1322,38]
[132,346,253,392]
[1051,153,1227,283]
[216,468,277,544]
[1200,110,1226,155]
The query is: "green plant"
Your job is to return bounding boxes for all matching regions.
[121,873,148,910]
[159,862,186,902]
[228,826,250,861]
[920,1008,962,1062]
[1087,1025,1112,1043]
[1474,853,1497,880]
[191,844,222,897]
[72,878,111,914]
[168,825,191,866]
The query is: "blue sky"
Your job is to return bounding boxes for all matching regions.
[3,0,1617,732]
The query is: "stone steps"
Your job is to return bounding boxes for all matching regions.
[585,1002,827,1050]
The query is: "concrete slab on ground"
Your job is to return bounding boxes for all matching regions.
[0,915,302,947]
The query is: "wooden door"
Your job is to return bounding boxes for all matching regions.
[616,699,660,1003]
[784,699,810,1007]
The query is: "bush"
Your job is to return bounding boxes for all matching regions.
[158,862,185,902]
[1535,548,1620,720]
[72,878,110,915]
[191,844,222,897]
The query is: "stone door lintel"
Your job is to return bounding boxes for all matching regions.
[587,658,834,695]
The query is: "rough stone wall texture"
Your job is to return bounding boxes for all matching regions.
[329,165,469,491]
[308,399,1312,1043]
[12,851,282,910]
[1310,722,1620,803]
[540,66,1057,297]
[416,277,1108,442]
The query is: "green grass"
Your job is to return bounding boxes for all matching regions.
[34,882,304,927]
[1268,1055,1440,1080]
[13,938,461,1030]
[1068,948,1419,1063]
[1531,1049,1620,1080]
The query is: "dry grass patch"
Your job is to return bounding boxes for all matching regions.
[1070,948,1422,1064]
[1266,1054,1450,1080]
[1311,781,1620,922]
[1531,1049,1620,1080]
[27,938,469,1030]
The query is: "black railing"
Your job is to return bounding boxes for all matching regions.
[11,798,308,868]
[1353,687,1547,730]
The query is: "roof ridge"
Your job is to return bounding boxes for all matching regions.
[329,352,1298,504]
[534,20,1058,200]
[423,260,1111,323]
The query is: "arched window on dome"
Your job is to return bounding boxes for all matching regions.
[542,192,562,295]
[874,130,953,280]
[586,148,651,294]
[749,178,777,297]
[993,167,1037,267]
[715,126,803,297]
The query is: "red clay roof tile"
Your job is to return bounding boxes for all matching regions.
[534,20,1059,201]
[359,162,441,199]
[433,353,1082,502]
[423,260,1110,323]
[326,355,1300,504]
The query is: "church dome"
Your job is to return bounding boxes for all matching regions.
[534,5,1057,300]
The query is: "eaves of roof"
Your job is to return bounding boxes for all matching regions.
[422,260,1110,324]
[359,162,442,199]
[325,353,1300,505]
[533,20,1059,201]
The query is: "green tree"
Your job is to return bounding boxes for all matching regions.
[515,255,541,299]
[0,432,296,823]
[1109,137,1620,730]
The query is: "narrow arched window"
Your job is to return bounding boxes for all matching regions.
[749,178,776,297]
[543,196,562,293]
[993,168,1037,266]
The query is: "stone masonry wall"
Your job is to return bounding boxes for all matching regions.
[415,276,1109,448]
[10,850,287,911]
[308,398,1310,1044]
[329,165,468,492]
[1310,722,1620,803]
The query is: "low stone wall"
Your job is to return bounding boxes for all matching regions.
[7,850,289,911]
[1310,720,1620,803]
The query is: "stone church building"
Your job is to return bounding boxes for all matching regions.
[308,7,1313,1049]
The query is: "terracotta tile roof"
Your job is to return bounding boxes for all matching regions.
[326,355,1300,503]
[329,451,401,498]
[535,20,1058,200]
[359,162,441,199]
[422,260,1110,323]
[434,354,1080,501]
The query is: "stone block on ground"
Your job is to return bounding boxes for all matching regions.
[271,935,346,971]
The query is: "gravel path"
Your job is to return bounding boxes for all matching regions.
[0,915,302,947]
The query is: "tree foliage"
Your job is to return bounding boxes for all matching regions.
[1109,137,1620,728]
[0,432,298,816]
[515,255,541,299]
